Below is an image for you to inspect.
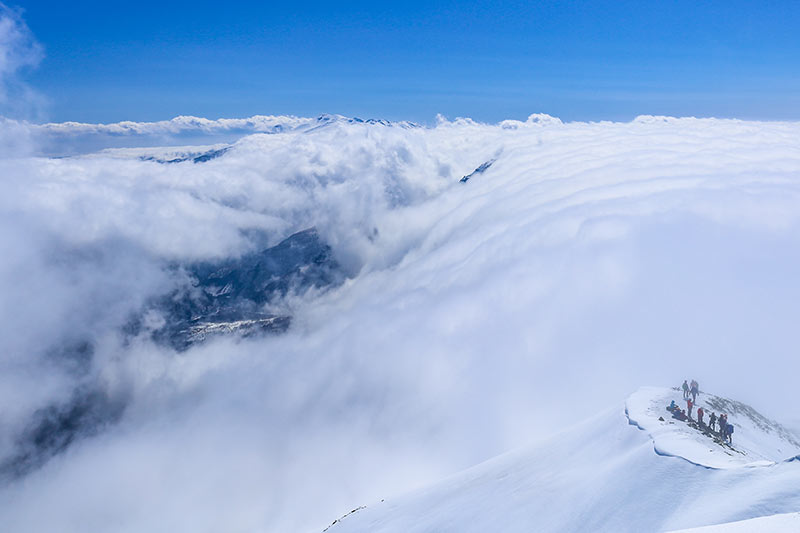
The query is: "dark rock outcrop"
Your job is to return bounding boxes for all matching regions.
[139,146,230,164]
[1,388,125,480]
[138,227,343,350]
[460,158,496,183]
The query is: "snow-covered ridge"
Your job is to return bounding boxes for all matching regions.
[15,111,800,158]
[625,386,800,469]
[31,113,419,137]
[183,317,290,345]
[15,113,424,156]
[31,111,572,138]
[32,111,793,139]
[325,388,800,533]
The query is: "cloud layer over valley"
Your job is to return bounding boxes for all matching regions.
[2,113,800,532]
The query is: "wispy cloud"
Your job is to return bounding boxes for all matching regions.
[0,3,43,118]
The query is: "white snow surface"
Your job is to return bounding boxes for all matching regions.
[328,387,800,533]
[667,512,800,532]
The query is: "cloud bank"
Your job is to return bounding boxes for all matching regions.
[22,114,417,156]
[2,114,800,532]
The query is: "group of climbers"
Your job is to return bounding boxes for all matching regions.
[669,379,734,445]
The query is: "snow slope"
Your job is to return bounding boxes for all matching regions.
[327,387,800,533]
[667,512,800,532]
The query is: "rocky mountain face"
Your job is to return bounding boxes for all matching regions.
[2,228,343,479]
[134,227,344,350]
[139,146,231,164]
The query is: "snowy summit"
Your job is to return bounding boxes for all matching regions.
[326,386,800,533]
[626,386,800,469]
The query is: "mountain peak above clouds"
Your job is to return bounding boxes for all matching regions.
[37,114,417,138]
[324,387,800,533]
[626,386,800,469]
[28,114,420,156]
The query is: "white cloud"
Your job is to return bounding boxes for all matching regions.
[27,114,421,156]
[38,114,320,136]
[1,116,800,532]
[0,3,43,119]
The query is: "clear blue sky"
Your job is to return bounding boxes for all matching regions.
[18,0,800,123]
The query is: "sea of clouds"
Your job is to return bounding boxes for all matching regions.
[3,4,800,533]
[3,112,800,533]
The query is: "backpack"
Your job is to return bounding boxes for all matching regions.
[728,424,734,434]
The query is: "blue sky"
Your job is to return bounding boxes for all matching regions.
[16,0,800,123]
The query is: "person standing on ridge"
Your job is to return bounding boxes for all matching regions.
[719,414,728,437]
[697,406,704,426]
[682,380,690,400]
[690,379,699,402]
[709,412,717,431]
[727,423,734,444]
[687,398,694,419]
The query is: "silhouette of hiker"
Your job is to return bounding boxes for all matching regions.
[727,423,734,444]
[718,414,728,438]
[690,379,699,402]
[686,398,694,419]
[697,406,704,426]
[682,380,689,400]
[709,412,717,431]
